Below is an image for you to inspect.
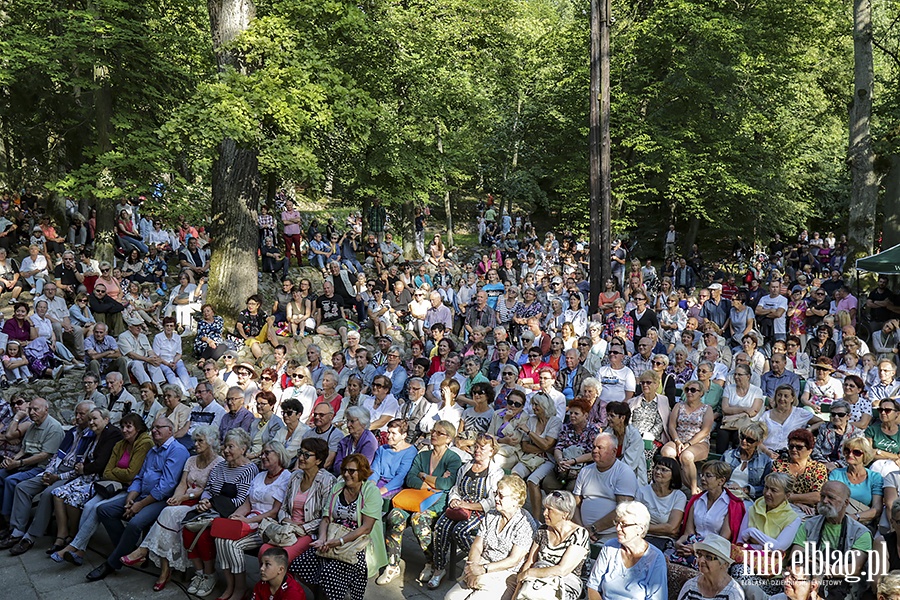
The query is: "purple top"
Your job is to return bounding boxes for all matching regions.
[332,429,378,475]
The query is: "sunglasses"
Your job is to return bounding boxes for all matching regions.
[830,411,849,418]
[843,448,864,458]
[261,377,273,381]
[880,407,896,414]
[341,467,359,474]
[12,399,25,406]
[652,361,666,366]
[373,383,387,389]
[740,435,758,444]
[788,443,807,451]
[608,350,623,356]
[506,401,525,408]
[684,387,701,393]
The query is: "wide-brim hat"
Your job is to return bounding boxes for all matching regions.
[233,362,258,379]
[692,533,734,565]
[813,356,835,372]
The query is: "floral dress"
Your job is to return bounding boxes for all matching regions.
[194,315,225,355]
[674,403,710,445]
[789,300,807,336]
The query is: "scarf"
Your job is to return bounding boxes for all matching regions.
[748,497,798,539]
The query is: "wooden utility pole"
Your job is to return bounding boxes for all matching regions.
[589,0,611,313]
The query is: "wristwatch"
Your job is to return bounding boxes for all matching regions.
[590,524,597,534]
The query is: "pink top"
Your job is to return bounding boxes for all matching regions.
[117,449,131,469]
[282,210,302,236]
[290,489,309,524]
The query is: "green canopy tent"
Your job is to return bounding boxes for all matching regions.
[856,244,900,273]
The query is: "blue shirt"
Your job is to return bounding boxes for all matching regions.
[760,369,801,399]
[128,436,189,501]
[829,468,883,508]
[376,364,408,397]
[587,539,667,600]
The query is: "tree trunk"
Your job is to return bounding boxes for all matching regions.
[847,0,878,262]
[206,0,260,316]
[882,155,900,250]
[437,121,453,247]
[683,214,700,256]
[401,199,416,259]
[207,138,261,313]
[93,64,115,264]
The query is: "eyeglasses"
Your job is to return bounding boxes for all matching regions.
[261,377,273,381]
[373,383,387,389]
[151,424,172,431]
[312,412,331,418]
[615,522,640,530]
[639,381,654,386]
[788,443,807,451]
[298,450,315,459]
[843,448,864,458]
[696,551,720,562]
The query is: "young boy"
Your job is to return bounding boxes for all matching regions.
[251,547,305,600]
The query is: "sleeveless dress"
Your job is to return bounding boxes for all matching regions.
[675,403,710,445]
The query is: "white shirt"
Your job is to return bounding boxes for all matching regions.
[526,388,567,423]
[722,383,764,415]
[757,294,788,335]
[30,313,54,340]
[152,332,184,362]
[20,255,48,284]
[35,294,69,323]
[361,394,400,426]
[691,491,730,538]
[597,365,636,403]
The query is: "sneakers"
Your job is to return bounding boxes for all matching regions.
[376,565,401,586]
[417,564,434,583]
[51,366,63,380]
[195,573,217,597]
[426,569,445,590]
[186,573,204,595]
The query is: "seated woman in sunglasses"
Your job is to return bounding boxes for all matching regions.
[661,380,714,495]
[722,422,772,501]
[866,397,900,478]
[828,437,883,528]
[812,400,865,472]
[772,429,828,515]
[758,385,821,459]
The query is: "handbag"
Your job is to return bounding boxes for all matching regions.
[392,488,443,513]
[316,522,369,564]
[182,509,219,533]
[93,480,124,499]
[445,507,474,521]
[721,413,754,431]
[210,517,255,541]
[259,517,301,547]
[515,561,565,600]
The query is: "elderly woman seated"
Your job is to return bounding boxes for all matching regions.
[331,406,377,475]
[773,428,828,515]
[635,456,688,549]
[812,399,865,472]
[426,433,504,590]
[722,422,773,500]
[586,501,667,600]
[731,472,802,591]
[516,490,590,600]
[676,533,745,600]
[829,436,884,528]
[443,475,538,600]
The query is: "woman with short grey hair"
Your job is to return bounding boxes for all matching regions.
[332,406,377,475]
[586,501,667,600]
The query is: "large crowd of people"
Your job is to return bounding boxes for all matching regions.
[0,190,899,600]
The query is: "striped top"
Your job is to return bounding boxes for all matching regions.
[201,461,259,509]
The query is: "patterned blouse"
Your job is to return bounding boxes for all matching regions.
[772,458,828,495]
[194,315,225,356]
